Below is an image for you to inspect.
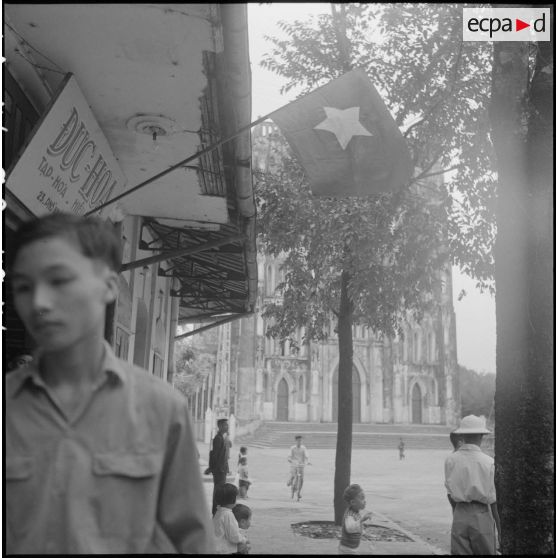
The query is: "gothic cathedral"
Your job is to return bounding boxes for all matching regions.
[208,121,459,426]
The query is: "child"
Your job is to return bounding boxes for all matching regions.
[238,456,252,499]
[398,437,405,460]
[238,445,248,466]
[213,483,248,554]
[338,484,372,555]
[232,503,252,554]
[5,213,213,554]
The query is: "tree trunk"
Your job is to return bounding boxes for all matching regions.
[333,270,354,524]
[490,36,554,554]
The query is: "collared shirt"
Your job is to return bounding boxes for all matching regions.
[289,444,309,467]
[444,443,497,505]
[212,506,247,554]
[5,341,214,554]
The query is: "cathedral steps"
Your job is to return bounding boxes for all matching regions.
[241,421,455,450]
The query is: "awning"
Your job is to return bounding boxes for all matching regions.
[4,4,257,323]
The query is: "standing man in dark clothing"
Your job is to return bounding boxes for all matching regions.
[209,418,231,515]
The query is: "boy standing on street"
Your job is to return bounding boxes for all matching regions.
[444,415,501,555]
[213,483,249,554]
[398,437,405,460]
[237,456,252,499]
[232,503,252,554]
[5,213,213,554]
[338,483,373,554]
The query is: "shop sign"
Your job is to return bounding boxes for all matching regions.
[6,73,126,218]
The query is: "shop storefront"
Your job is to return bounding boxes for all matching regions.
[3,4,257,377]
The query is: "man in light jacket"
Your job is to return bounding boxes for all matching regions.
[444,415,501,555]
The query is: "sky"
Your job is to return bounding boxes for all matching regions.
[247,3,497,374]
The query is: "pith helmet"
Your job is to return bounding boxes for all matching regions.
[454,415,491,434]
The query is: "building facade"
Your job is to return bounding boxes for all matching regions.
[228,254,459,426]
[3,5,256,386]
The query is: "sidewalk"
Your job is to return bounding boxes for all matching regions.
[236,493,445,555]
[197,441,446,555]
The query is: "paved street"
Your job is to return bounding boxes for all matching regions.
[199,443,453,554]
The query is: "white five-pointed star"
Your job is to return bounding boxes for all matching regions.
[314,106,373,150]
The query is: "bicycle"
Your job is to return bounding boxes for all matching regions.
[291,464,304,501]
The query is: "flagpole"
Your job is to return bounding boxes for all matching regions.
[85,108,282,217]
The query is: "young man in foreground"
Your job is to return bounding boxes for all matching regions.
[5,213,213,554]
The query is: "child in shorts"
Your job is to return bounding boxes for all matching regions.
[238,456,252,499]
[338,484,372,555]
[232,503,252,554]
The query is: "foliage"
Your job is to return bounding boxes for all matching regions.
[255,144,448,343]
[257,3,500,525]
[261,3,496,290]
[458,365,495,418]
[172,338,215,398]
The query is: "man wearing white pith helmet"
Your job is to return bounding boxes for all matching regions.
[444,415,502,555]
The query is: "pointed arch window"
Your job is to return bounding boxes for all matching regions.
[413,330,421,362]
[298,375,304,403]
[428,331,436,362]
[266,265,273,295]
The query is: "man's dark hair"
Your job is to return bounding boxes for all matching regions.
[215,483,238,506]
[462,433,484,444]
[449,431,462,450]
[217,418,228,427]
[239,446,247,454]
[295,435,302,440]
[232,503,252,522]
[10,213,122,271]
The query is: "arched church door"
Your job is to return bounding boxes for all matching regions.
[332,366,361,422]
[412,383,422,424]
[277,378,289,421]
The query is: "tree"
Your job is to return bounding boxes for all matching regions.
[173,338,215,400]
[262,3,496,287]
[257,3,496,523]
[458,365,495,418]
[490,31,554,554]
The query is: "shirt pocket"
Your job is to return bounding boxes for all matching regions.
[91,452,164,536]
[6,456,35,539]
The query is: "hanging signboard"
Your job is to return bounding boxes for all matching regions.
[5,73,126,218]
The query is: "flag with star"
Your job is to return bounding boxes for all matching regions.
[270,69,413,197]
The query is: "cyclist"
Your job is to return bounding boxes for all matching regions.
[287,435,310,500]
